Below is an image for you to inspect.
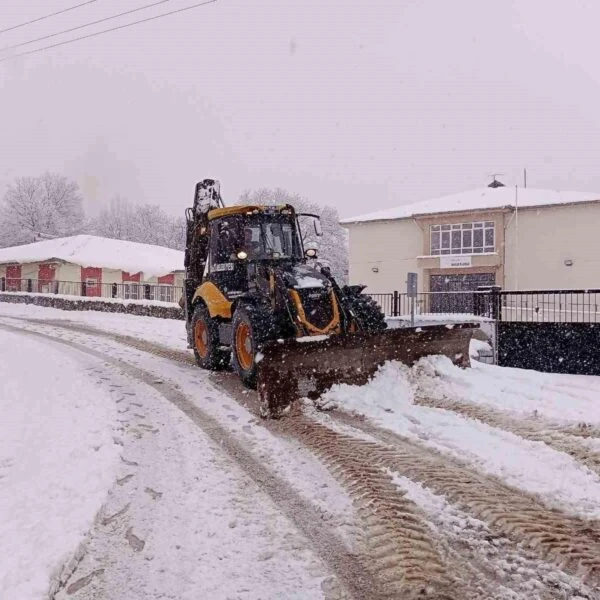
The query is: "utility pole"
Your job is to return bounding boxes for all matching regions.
[514,185,519,290]
[523,168,527,188]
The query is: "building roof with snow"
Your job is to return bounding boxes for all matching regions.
[341,187,600,224]
[0,235,184,278]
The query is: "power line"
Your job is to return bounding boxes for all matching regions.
[2,0,175,53]
[0,0,218,63]
[0,1,100,35]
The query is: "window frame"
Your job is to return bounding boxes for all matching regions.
[430,221,495,256]
[158,284,173,303]
[124,283,140,300]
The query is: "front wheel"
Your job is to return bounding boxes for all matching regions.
[231,304,275,388]
[344,290,387,333]
[191,303,230,370]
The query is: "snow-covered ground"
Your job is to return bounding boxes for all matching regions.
[0,332,120,599]
[318,360,600,520]
[0,307,354,599]
[3,302,600,598]
[0,302,186,351]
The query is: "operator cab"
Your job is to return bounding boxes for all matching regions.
[209,212,303,265]
[204,206,308,295]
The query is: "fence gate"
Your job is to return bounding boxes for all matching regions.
[430,273,495,313]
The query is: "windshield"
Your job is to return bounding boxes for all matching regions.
[242,219,301,260]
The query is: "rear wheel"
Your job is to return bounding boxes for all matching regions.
[232,304,276,388]
[191,303,230,370]
[344,290,387,332]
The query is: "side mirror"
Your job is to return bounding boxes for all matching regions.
[305,248,318,259]
[314,219,323,237]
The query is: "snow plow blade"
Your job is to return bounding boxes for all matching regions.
[257,323,478,417]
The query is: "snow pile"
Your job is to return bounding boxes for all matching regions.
[0,332,119,599]
[469,338,492,358]
[318,361,600,519]
[0,235,183,278]
[418,355,600,425]
[294,276,325,289]
[342,187,600,223]
[386,314,490,328]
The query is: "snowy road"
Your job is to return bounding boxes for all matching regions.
[1,303,600,599]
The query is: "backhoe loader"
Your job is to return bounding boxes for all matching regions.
[183,179,475,417]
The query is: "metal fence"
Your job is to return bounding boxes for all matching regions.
[369,288,600,324]
[500,290,600,323]
[0,277,183,304]
[369,291,491,317]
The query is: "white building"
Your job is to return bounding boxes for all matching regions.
[0,235,184,303]
[342,183,600,295]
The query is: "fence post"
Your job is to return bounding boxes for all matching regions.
[473,290,482,316]
[489,285,502,321]
[392,290,399,317]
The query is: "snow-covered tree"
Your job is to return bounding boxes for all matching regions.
[0,173,85,247]
[92,197,185,250]
[237,188,348,282]
[92,195,135,241]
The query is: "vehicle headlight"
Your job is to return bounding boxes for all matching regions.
[237,251,248,260]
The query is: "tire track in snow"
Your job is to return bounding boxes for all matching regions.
[389,473,597,600]
[329,410,600,588]
[412,395,600,477]
[0,322,376,600]
[292,418,457,598]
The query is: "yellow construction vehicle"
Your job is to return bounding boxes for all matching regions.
[183,179,475,416]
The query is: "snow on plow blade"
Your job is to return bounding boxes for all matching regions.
[257,323,478,417]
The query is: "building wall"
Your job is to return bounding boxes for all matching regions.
[57,262,81,282]
[38,263,57,282]
[1,257,188,302]
[346,219,423,293]
[504,202,600,289]
[346,201,600,295]
[81,266,102,297]
[122,272,141,283]
[6,265,21,283]
[173,272,185,289]
[20,263,38,280]
[346,212,504,293]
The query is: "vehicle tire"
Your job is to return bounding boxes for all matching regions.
[344,289,387,332]
[231,304,277,388]
[191,303,230,370]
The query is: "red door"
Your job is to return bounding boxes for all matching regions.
[38,263,56,293]
[6,265,21,291]
[81,267,102,297]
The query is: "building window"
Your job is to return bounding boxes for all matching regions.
[430,221,495,255]
[86,278,98,286]
[124,283,140,300]
[159,285,173,303]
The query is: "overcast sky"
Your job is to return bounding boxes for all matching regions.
[2,0,600,219]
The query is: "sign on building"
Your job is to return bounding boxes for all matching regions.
[440,255,472,268]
